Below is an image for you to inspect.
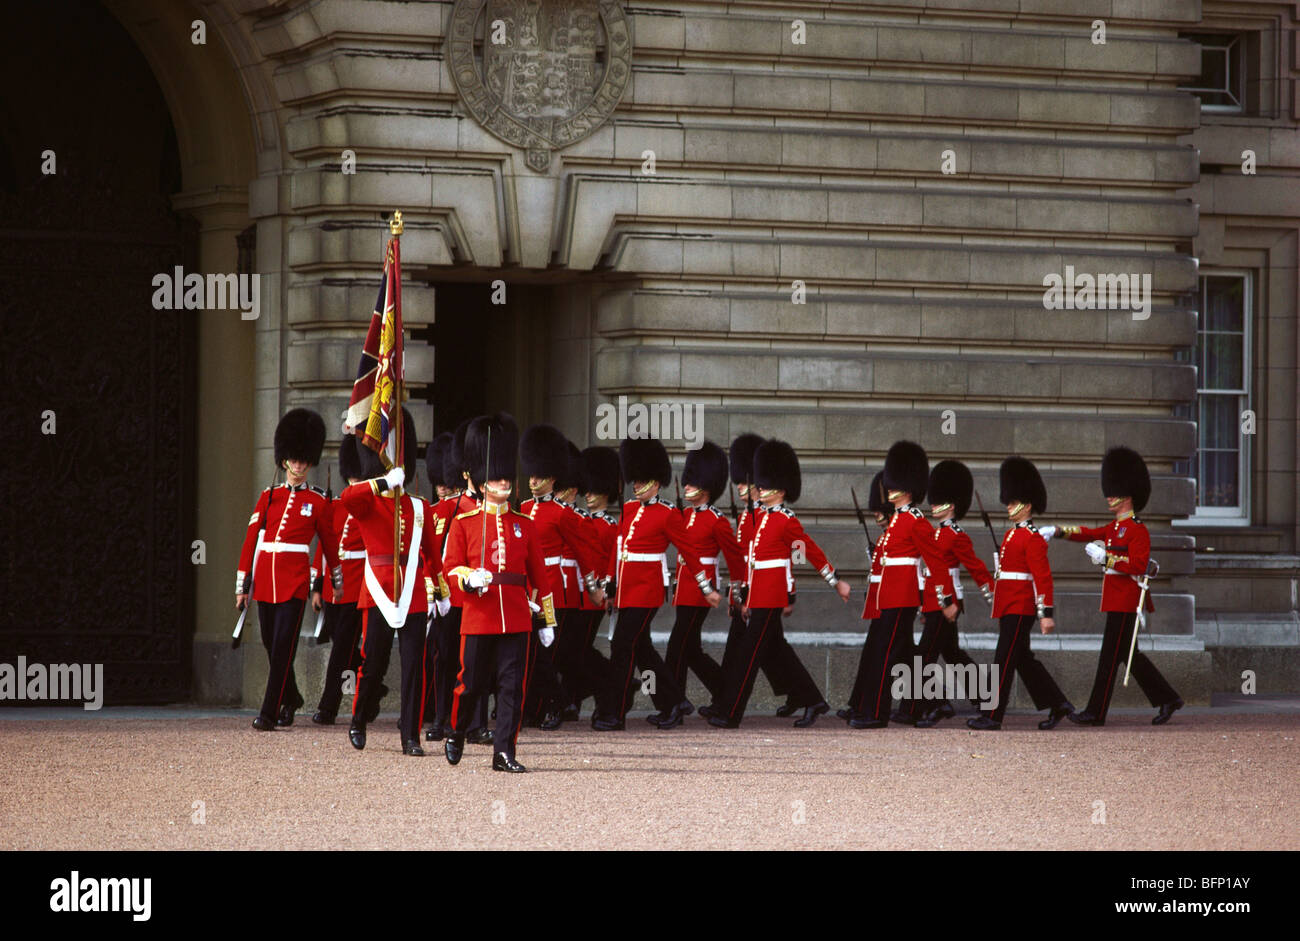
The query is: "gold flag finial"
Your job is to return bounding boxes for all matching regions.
[389,210,404,236]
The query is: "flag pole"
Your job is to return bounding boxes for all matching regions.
[389,210,404,600]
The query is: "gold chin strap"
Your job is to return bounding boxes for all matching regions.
[930,503,953,517]
[683,485,702,499]
[887,490,905,502]
[485,483,512,498]
[633,482,655,497]
[1008,502,1028,518]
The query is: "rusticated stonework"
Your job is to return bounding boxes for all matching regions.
[448,0,631,171]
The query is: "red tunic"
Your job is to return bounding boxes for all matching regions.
[860,535,887,621]
[607,498,708,609]
[237,484,338,604]
[874,506,955,610]
[431,492,476,608]
[673,504,747,607]
[991,520,1053,618]
[1062,515,1154,612]
[920,520,994,613]
[578,508,619,611]
[340,482,440,616]
[745,505,835,609]
[443,504,552,635]
[520,495,607,609]
[311,498,365,604]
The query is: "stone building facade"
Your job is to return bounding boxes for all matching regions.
[6,0,1295,706]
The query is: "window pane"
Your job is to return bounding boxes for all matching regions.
[1198,448,1239,508]
[1204,277,1244,331]
[1203,334,1244,389]
[1200,396,1241,450]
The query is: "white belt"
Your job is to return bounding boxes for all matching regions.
[869,574,882,584]
[264,542,310,554]
[752,558,794,592]
[883,557,919,566]
[339,550,366,560]
[624,551,670,586]
[1104,568,1140,580]
[698,556,718,565]
[948,565,964,600]
[543,556,565,566]
[998,571,1033,581]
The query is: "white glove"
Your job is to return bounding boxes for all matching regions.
[464,568,491,590]
[383,466,405,491]
[538,626,555,647]
[435,597,451,618]
[1085,541,1107,565]
[528,600,541,614]
[1038,525,1057,541]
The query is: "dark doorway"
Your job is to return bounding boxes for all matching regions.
[0,0,197,704]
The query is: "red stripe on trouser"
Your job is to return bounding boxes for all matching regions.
[616,610,654,717]
[996,617,1026,711]
[872,609,905,716]
[274,601,307,714]
[1098,614,1127,717]
[417,617,429,731]
[352,611,370,718]
[512,633,532,751]
[450,633,468,730]
[729,610,772,720]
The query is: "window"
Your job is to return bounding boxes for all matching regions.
[1180,32,1244,112]
[1174,274,1251,523]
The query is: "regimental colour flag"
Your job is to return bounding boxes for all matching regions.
[346,236,403,469]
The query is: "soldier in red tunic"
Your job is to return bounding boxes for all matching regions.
[839,471,893,721]
[339,408,439,755]
[418,431,461,741]
[236,408,339,731]
[312,431,376,725]
[1049,447,1182,726]
[662,440,747,718]
[967,457,1074,731]
[591,437,713,731]
[845,442,956,729]
[909,460,996,727]
[570,445,621,715]
[709,439,849,728]
[442,413,558,773]
[519,425,606,729]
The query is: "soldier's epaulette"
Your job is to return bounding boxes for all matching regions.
[772,505,795,517]
[949,521,964,534]
[705,506,725,519]
[455,508,482,521]
[907,506,925,518]
[310,485,327,497]
[573,506,590,518]
[1025,521,1039,533]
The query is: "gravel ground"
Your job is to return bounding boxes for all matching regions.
[1,710,1296,851]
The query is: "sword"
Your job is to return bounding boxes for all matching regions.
[1123,559,1159,687]
[674,475,682,511]
[313,466,333,644]
[972,488,1002,569]
[233,469,278,649]
[478,426,491,593]
[850,486,876,554]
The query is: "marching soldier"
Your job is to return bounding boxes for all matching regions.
[967,457,1074,731]
[839,471,892,721]
[662,440,746,717]
[845,441,956,729]
[519,426,607,729]
[708,439,848,728]
[569,445,621,715]
[910,460,996,727]
[1048,446,1183,726]
[591,437,713,731]
[236,408,339,731]
[419,431,461,741]
[340,408,439,755]
[443,413,559,773]
[312,432,378,725]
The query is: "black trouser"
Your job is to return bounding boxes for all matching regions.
[1085,611,1179,721]
[597,607,684,720]
[316,601,363,718]
[718,607,795,704]
[716,607,823,725]
[666,605,722,701]
[903,608,980,717]
[353,608,427,743]
[553,607,608,711]
[523,612,569,722]
[848,606,917,722]
[990,613,1068,724]
[452,632,528,761]
[256,598,307,721]
[422,605,463,730]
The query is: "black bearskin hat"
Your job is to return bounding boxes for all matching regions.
[682,440,728,502]
[620,437,671,487]
[866,470,891,517]
[883,440,929,503]
[426,432,453,490]
[729,433,765,484]
[464,413,518,488]
[354,407,418,483]
[929,460,974,520]
[338,430,364,482]
[521,423,570,481]
[445,419,470,487]
[557,441,583,492]
[274,408,326,468]
[1101,446,1151,513]
[581,446,622,503]
[754,439,801,504]
[999,456,1047,515]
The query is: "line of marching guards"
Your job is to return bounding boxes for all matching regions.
[235,409,1183,772]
